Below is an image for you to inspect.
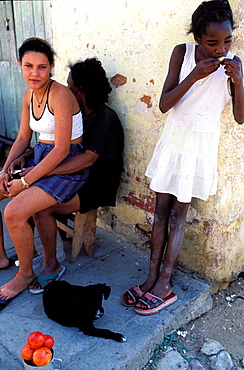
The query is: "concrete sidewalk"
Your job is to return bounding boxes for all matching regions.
[0,198,213,370]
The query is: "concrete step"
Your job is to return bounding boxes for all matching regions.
[0,221,212,370]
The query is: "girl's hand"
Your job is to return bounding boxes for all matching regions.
[6,179,25,197]
[222,58,243,84]
[194,58,221,80]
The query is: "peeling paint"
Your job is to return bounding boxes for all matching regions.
[111,74,127,87]
[86,43,95,49]
[140,95,152,108]
[123,190,155,213]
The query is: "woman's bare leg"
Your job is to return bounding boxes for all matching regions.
[0,212,9,269]
[0,186,57,300]
[28,195,80,291]
[0,190,12,268]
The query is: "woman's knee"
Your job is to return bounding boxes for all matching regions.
[4,200,22,226]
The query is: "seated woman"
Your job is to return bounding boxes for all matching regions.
[0,38,88,307]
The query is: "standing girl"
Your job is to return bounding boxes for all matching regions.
[122,0,244,315]
[0,38,87,306]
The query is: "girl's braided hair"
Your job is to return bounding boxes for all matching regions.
[188,0,235,38]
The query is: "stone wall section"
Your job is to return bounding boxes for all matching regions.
[45,0,244,282]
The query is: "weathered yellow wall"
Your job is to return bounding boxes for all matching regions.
[45,0,244,282]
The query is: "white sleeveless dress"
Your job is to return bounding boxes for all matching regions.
[145,43,234,203]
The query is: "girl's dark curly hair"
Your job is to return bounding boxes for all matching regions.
[188,0,235,39]
[69,58,112,109]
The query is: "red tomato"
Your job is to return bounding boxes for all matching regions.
[32,347,52,367]
[28,331,45,349]
[44,334,54,349]
[21,343,34,361]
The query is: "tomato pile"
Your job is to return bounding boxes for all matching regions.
[21,331,54,367]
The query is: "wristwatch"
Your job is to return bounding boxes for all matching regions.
[21,176,29,189]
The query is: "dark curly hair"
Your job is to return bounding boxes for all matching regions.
[19,37,55,65]
[69,58,112,109]
[188,0,235,39]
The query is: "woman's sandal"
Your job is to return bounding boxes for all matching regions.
[28,265,66,295]
[121,285,145,307]
[134,291,177,315]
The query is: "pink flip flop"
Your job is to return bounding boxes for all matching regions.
[134,291,177,315]
[121,285,145,307]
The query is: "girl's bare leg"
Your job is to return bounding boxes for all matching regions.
[122,193,173,305]
[136,196,189,308]
[140,193,174,293]
[0,186,57,300]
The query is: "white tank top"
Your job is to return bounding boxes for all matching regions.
[167,43,234,133]
[29,81,83,141]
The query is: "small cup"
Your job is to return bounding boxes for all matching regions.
[23,357,62,370]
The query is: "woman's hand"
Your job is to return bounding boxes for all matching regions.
[7,156,26,176]
[0,167,33,197]
[0,172,11,196]
[7,149,35,177]
[6,179,25,198]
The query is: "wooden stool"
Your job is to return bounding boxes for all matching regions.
[56,209,97,260]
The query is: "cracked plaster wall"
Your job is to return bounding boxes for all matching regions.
[46,0,244,282]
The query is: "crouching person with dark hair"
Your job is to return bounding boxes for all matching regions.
[28,58,124,294]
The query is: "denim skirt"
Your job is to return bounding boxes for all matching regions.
[27,142,89,204]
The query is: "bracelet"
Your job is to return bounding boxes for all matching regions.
[0,170,7,178]
[21,176,29,189]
